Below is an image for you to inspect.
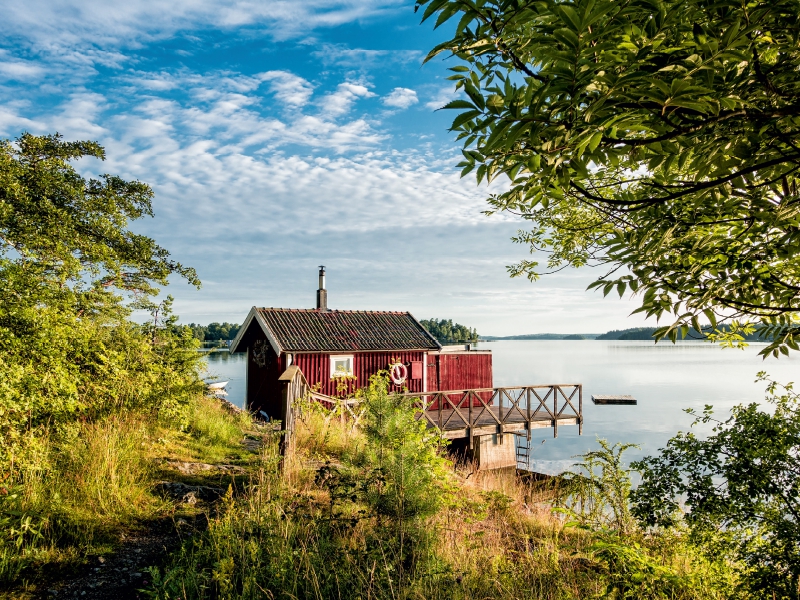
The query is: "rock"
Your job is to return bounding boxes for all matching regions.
[242,437,263,452]
[154,481,225,503]
[163,460,246,476]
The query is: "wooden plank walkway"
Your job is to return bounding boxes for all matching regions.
[278,370,584,462]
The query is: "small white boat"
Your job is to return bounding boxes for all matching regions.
[206,380,229,390]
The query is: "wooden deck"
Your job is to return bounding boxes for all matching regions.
[278,370,584,462]
[397,385,583,444]
[592,394,636,405]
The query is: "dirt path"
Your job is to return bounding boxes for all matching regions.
[40,515,204,600]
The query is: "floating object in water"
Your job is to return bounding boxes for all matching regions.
[206,380,229,390]
[592,395,637,405]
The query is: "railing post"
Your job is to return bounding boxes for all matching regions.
[498,389,504,442]
[553,386,558,438]
[468,392,473,449]
[278,381,293,471]
[579,384,583,435]
[526,387,531,441]
[277,366,303,473]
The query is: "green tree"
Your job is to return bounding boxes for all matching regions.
[417,0,800,356]
[420,317,479,343]
[188,322,241,342]
[0,134,202,461]
[632,375,800,598]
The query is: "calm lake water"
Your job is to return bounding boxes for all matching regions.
[203,341,798,474]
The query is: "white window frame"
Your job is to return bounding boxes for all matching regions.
[330,355,354,378]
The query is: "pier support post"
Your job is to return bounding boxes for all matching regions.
[473,433,517,470]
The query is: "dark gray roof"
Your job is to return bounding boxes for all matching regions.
[255,308,440,352]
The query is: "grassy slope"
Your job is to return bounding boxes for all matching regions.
[0,395,266,597]
[146,405,732,600]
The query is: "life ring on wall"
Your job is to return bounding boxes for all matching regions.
[390,362,408,385]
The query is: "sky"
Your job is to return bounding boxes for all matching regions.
[0,0,651,335]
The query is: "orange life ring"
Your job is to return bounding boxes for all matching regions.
[390,362,408,385]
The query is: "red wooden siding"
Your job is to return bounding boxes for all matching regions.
[426,351,493,408]
[293,351,426,397]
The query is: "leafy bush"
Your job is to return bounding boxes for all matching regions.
[633,374,800,599]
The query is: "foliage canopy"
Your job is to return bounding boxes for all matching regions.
[417,0,800,356]
[0,134,203,463]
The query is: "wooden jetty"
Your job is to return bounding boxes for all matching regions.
[591,394,637,405]
[396,385,583,442]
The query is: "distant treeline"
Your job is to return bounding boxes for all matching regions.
[597,325,765,341]
[482,333,596,340]
[596,327,658,340]
[420,318,479,344]
[188,322,241,342]
[484,325,766,341]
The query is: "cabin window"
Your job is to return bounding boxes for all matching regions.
[330,355,354,377]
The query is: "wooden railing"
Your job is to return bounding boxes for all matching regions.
[278,370,583,459]
[396,385,583,444]
[277,366,309,463]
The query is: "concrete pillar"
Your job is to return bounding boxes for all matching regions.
[473,433,517,470]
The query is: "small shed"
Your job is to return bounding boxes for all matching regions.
[229,267,493,418]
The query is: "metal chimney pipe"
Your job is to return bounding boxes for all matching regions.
[316,266,327,311]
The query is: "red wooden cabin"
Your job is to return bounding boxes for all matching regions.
[229,267,493,418]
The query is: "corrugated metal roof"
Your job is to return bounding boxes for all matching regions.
[255,308,441,352]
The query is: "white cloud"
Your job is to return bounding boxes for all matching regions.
[3,1,407,59]
[259,71,314,108]
[382,87,418,110]
[0,66,389,153]
[0,56,46,80]
[311,43,422,68]
[319,82,376,117]
[425,85,459,110]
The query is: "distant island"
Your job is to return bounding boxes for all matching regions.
[481,333,600,341]
[482,327,660,341]
[483,325,765,341]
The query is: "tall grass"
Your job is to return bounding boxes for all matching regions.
[0,395,255,589]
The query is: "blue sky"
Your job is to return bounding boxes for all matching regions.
[0,0,649,335]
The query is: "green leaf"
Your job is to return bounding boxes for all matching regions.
[557,5,582,30]
[450,110,481,130]
[441,99,477,110]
